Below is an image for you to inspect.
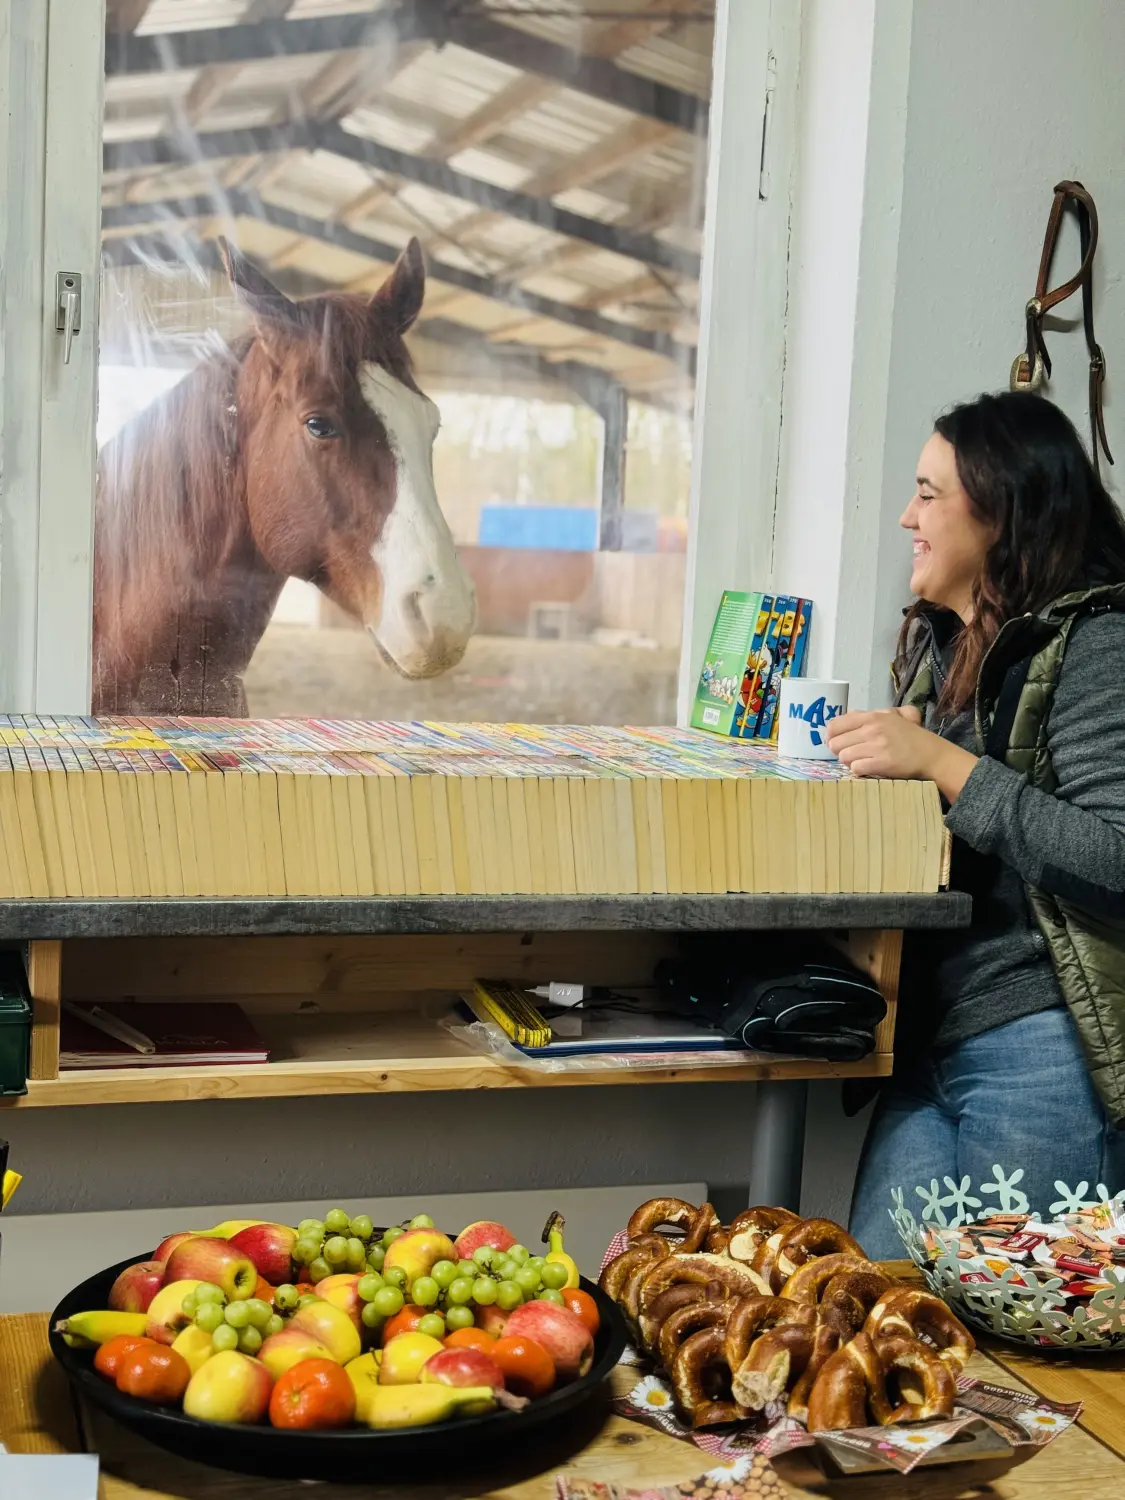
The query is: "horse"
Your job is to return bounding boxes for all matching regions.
[93,237,476,716]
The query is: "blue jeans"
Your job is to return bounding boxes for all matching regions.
[849,1007,1125,1260]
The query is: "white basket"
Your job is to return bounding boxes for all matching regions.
[889,1166,1125,1351]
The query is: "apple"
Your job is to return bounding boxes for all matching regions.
[171,1323,216,1376]
[259,1327,337,1381]
[152,1231,194,1264]
[378,1332,444,1385]
[288,1299,361,1365]
[229,1223,297,1285]
[453,1221,517,1260]
[109,1260,165,1314]
[164,1237,258,1301]
[145,1279,203,1346]
[382,1228,457,1283]
[422,1347,505,1392]
[315,1274,363,1332]
[503,1303,593,1383]
[475,1304,511,1340]
[182,1350,273,1424]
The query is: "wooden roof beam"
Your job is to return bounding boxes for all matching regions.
[524,117,677,199]
[428,74,556,162]
[581,0,708,60]
[106,0,151,31]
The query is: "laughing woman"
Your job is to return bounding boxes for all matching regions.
[829,391,1125,1257]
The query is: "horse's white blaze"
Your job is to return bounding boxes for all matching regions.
[360,362,475,676]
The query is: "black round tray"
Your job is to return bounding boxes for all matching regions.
[50,1248,627,1483]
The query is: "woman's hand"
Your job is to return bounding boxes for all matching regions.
[827,706,977,800]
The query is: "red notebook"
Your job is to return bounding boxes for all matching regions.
[60,1003,269,1070]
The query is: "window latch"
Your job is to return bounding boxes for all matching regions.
[54,272,83,365]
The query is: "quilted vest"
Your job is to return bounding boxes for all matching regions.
[897,584,1125,1127]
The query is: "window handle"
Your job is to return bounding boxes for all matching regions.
[54,272,83,365]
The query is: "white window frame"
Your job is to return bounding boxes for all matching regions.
[1,0,796,722]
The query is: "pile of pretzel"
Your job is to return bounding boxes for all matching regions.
[600,1198,975,1432]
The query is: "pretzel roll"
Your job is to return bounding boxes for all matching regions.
[627,1199,719,1252]
[779,1252,876,1305]
[877,1336,957,1422]
[656,1299,735,1371]
[640,1281,728,1350]
[775,1218,866,1280]
[806,1332,894,1432]
[726,1206,801,1264]
[637,1254,771,1315]
[786,1323,843,1425]
[749,1230,786,1292]
[599,1237,669,1303]
[730,1321,817,1411]
[671,1326,745,1429]
[865,1288,975,1372]
[724,1296,816,1370]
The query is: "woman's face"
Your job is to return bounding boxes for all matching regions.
[900,432,995,620]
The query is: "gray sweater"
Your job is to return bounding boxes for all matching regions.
[900,610,1125,1052]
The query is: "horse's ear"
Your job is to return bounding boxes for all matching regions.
[370,237,425,336]
[218,236,304,336]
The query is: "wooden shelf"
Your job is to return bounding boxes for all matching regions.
[6,1010,891,1109]
[0,892,970,940]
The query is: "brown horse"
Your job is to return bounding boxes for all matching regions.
[93,238,476,716]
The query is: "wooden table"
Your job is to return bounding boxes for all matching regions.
[3,1305,1124,1499]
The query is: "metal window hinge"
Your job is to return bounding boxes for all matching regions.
[54,272,82,365]
[759,52,778,201]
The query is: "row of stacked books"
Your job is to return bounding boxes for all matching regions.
[690,593,812,739]
[0,715,944,899]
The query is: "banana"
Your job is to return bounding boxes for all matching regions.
[54,1310,149,1348]
[187,1219,267,1239]
[543,1211,581,1289]
[361,1383,495,1430]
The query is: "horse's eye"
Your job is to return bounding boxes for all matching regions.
[305,415,339,439]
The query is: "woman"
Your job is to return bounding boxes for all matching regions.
[827,391,1125,1258]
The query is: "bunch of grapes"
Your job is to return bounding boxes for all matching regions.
[290,1208,434,1284]
[182,1283,295,1355]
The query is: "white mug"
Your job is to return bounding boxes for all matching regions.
[777,679,849,760]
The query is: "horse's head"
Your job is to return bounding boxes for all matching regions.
[221,237,475,678]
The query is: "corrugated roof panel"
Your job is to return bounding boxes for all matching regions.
[441,145,534,192]
[138,0,242,34]
[288,0,395,17]
[502,90,633,154]
[344,105,442,156]
[387,43,520,114]
[615,25,715,98]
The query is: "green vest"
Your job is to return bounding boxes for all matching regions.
[899,584,1125,1126]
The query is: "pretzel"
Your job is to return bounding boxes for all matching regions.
[627,1198,719,1252]
[640,1281,728,1349]
[779,1253,877,1304]
[876,1336,957,1422]
[786,1323,844,1425]
[819,1266,893,1334]
[656,1299,735,1371]
[774,1218,867,1281]
[636,1254,771,1314]
[749,1230,786,1292]
[599,1237,669,1302]
[806,1332,895,1431]
[670,1326,746,1429]
[724,1296,816,1370]
[705,1226,731,1254]
[726,1206,801,1263]
[730,1321,817,1411]
[864,1287,975,1372]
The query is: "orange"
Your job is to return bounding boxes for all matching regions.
[443,1326,495,1355]
[561,1288,600,1335]
[254,1276,277,1303]
[490,1334,556,1399]
[381,1305,430,1345]
[116,1344,191,1405]
[269,1357,356,1430]
[94,1334,155,1383]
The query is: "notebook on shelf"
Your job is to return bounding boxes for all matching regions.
[60,1003,269,1070]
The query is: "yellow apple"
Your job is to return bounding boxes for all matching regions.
[288,1299,361,1365]
[145,1279,203,1346]
[382,1229,456,1283]
[378,1331,444,1385]
[258,1327,337,1381]
[171,1323,216,1375]
[182,1350,272,1424]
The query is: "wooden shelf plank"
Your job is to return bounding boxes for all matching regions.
[0,892,970,940]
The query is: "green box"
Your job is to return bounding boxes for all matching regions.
[0,953,31,1097]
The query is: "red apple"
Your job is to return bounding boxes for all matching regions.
[503,1303,593,1383]
[453,1221,517,1260]
[108,1260,165,1314]
[152,1231,194,1264]
[474,1304,511,1339]
[164,1237,258,1301]
[421,1347,505,1392]
[229,1222,297,1285]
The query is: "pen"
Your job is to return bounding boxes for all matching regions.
[62,1002,156,1055]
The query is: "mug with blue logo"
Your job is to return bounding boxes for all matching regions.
[777,678,849,760]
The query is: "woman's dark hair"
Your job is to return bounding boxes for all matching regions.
[897,390,1125,715]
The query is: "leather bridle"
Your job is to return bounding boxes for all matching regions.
[1010,179,1113,478]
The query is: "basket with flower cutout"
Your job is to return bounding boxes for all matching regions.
[890,1164,1125,1351]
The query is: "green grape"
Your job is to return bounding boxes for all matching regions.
[417,1313,445,1339]
[372,1286,404,1318]
[514,1266,540,1296]
[325,1208,351,1234]
[472,1277,498,1306]
[444,1304,474,1331]
[194,1283,225,1306]
[495,1259,518,1282]
[528,1256,546,1274]
[265,1314,284,1338]
[538,1288,566,1307]
[345,1237,367,1271]
[457,1260,478,1279]
[274,1284,299,1312]
[297,1294,319,1309]
[381,1226,405,1249]
[431,1259,458,1290]
[410,1213,435,1230]
[507,1244,530,1266]
[541,1263,569,1291]
[292,1238,321,1268]
[181,1293,199,1319]
[383,1266,407,1290]
[211,1323,239,1353]
[411,1275,439,1308]
[323,1235,349,1267]
[472,1246,495,1270]
[195,1303,224,1334]
[358,1273,384,1303]
[224,1301,252,1330]
[308,1256,332,1284]
[238,1326,263,1355]
[366,1244,386,1272]
[297,1218,324,1238]
[349,1214,374,1241]
[245,1298,273,1329]
[446,1278,474,1307]
[361,1302,383,1331]
[496,1280,523,1311]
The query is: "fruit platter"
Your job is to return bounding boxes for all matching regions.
[49,1208,626,1482]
